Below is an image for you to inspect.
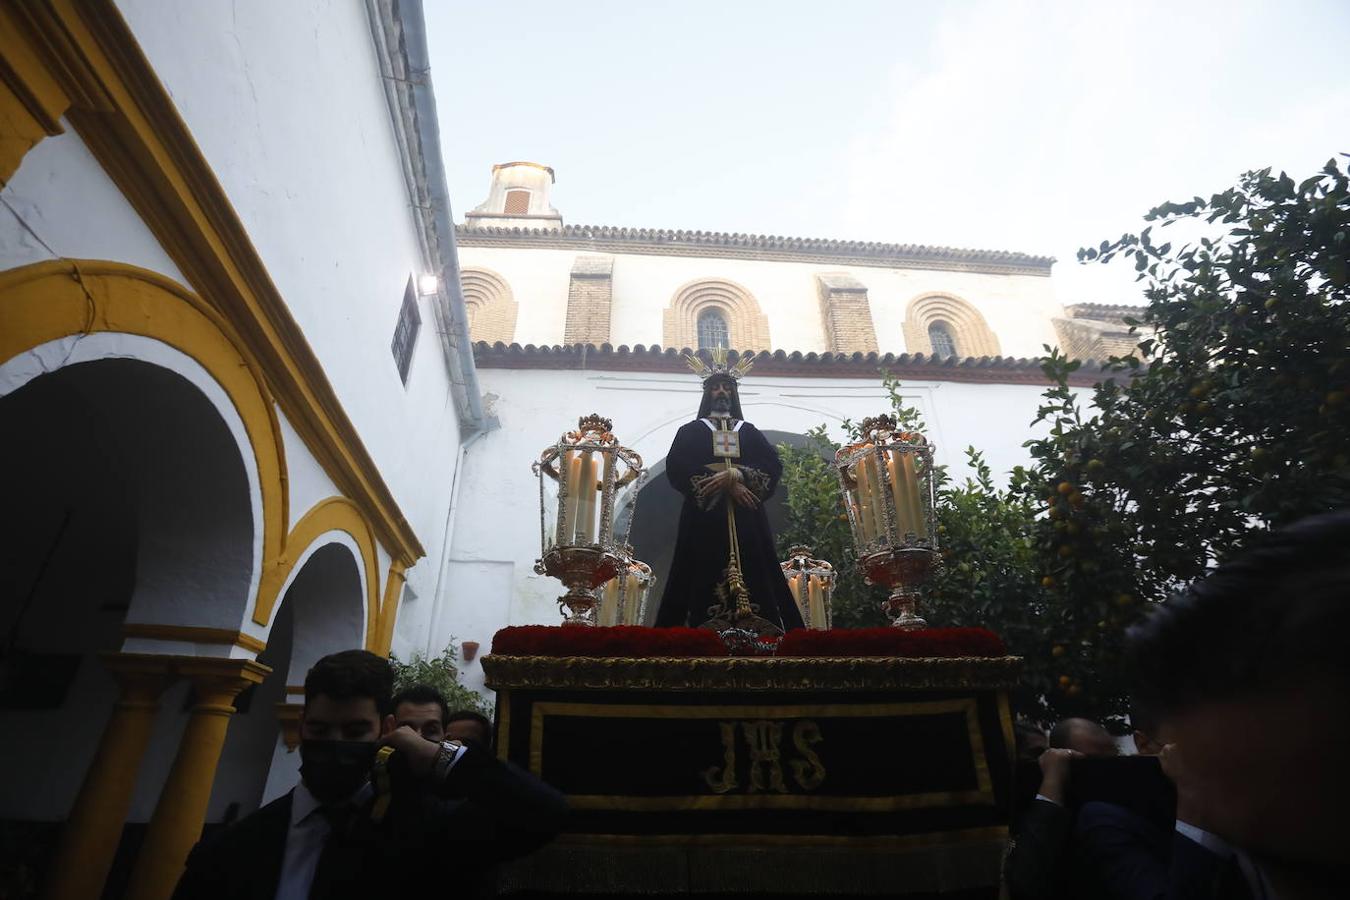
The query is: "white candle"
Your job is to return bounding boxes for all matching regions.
[808,575,826,631]
[622,573,641,625]
[599,578,619,626]
[888,450,914,538]
[899,452,925,540]
[855,461,876,542]
[577,450,598,544]
[560,450,580,545]
[864,453,888,541]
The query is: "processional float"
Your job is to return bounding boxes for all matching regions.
[498,388,1014,899]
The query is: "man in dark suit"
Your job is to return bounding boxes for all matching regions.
[1004,717,1118,900]
[173,650,568,900]
[1124,511,1350,900]
[1076,788,1258,900]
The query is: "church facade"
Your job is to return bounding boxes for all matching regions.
[443,164,1133,696]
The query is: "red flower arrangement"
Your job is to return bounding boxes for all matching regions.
[491,625,728,658]
[776,627,1006,658]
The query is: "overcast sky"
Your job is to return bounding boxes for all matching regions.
[426,0,1349,306]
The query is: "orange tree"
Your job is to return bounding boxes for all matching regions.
[1019,157,1350,726]
[776,378,1044,713]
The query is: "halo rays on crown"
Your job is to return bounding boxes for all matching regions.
[685,346,755,383]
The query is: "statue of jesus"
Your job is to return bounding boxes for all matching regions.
[652,352,804,633]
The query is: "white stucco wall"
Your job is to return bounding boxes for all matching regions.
[0,126,185,282]
[456,243,1064,359]
[114,0,464,609]
[436,365,1071,696]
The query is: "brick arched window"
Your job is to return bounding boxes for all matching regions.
[458,267,518,344]
[904,293,1000,358]
[663,279,770,350]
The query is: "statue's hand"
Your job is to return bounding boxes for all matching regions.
[696,470,731,500]
[730,484,760,509]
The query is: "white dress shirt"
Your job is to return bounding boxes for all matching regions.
[274,781,373,900]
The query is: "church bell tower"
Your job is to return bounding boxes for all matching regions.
[464,161,562,231]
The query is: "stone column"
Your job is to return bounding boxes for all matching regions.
[43,653,175,900]
[123,657,270,900]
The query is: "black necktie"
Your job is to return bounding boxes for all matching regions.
[308,805,358,899]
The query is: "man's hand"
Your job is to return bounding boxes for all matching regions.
[1036,748,1081,806]
[380,725,441,778]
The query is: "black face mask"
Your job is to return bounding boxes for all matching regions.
[299,739,378,804]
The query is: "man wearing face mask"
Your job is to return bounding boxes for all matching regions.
[652,352,803,633]
[172,649,567,899]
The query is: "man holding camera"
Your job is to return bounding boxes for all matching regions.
[173,650,567,899]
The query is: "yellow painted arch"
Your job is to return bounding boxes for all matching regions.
[256,496,383,650]
[0,259,288,586]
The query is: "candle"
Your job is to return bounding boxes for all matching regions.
[807,575,826,631]
[855,461,876,543]
[622,572,641,625]
[899,451,925,540]
[888,450,914,538]
[577,450,598,544]
[864,454,888,541]
[560,450,580,545]
[599,578,619,626]
[787,572,804,621]
[626,573,650,625]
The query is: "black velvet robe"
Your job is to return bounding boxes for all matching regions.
[653,418,804,631]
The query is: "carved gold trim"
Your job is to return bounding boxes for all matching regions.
[482,654,1022,692]
[548,824,1008,848]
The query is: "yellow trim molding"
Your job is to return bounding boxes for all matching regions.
[121,624,266,655]
[373,560,408,656]
[0,264,395,656]
[0,0,424,567]
[255,496,382,644]
[0,260,288,577]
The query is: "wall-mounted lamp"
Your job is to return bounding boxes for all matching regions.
[417,273,440,295]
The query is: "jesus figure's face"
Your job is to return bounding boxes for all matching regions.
[708,380,735,414]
